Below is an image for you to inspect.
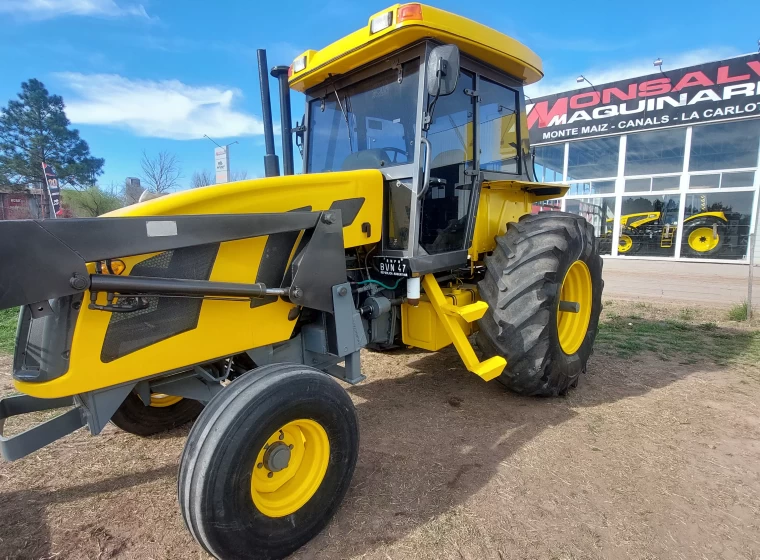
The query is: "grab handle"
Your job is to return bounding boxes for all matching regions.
[417,137,432,200]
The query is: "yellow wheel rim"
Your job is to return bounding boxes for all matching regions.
[149,393,183,408]
[250,419,330,518]
[688,227,719,253]
[618,234,633,253]
[557,260,593,355]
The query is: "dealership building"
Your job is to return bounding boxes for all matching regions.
[528,52,760,262]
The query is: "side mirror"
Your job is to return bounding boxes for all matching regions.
[426,44,460,97]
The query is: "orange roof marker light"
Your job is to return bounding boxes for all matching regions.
[397,3,423,23]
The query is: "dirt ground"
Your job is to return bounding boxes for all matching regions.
[601,258,760,308]
[1,301,760,560]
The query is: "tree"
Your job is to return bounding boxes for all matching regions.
[191,169,248,188]
[191,169,214,188]
[0,79,104,197]
[63,186,123,217]
[140,150,181,193]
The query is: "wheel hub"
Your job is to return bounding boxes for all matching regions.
[148,393,183,408]
[250,419,330,518]
[618,234,633,253]
[264,441,291,472]
[556,260,593,356]
[688,226,719,252]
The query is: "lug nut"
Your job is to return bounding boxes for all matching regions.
[288,444,294,450]
[257,462,263,469]
[279,431,284,441]
[267,472,273,478]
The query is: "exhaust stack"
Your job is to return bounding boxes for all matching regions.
[257,49,280,177]
[271,66,294,176]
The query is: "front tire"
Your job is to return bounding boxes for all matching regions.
[477,212,603,396]
[617,227,641,255]
[178,363,359,560]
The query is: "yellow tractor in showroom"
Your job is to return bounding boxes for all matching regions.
[616,209,732,257]
[0,4,603,559]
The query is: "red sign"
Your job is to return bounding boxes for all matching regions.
[528,53,760,144]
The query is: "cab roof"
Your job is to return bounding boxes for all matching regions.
[287,3,543,93]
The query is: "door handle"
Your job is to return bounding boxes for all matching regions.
[417,137,432,200]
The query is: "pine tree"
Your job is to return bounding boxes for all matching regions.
[0,79,104,206]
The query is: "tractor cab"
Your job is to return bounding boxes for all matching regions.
[285,3,555,275]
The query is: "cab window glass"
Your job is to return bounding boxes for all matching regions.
[479,78,520,174]
[307,59,420,173]
[421,69,475,254]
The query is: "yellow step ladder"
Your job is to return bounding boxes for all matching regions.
[421,274,506,381]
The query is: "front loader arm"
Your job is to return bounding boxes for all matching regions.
[0,213,323,311]
[1,210,350,399]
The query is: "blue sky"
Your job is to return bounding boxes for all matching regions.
[0,0,757,189]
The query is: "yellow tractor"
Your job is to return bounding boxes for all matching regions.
[616,210,731,257]
[0,4,603,559]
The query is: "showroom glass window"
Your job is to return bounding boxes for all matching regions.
[567,136,619,180]
[567,180,615,196]
[625,128,686,176]
[689,119,760,171]
[682,191,754,260]
[565,198,614,256]
[534,144,564,182]
[619,194,680,257]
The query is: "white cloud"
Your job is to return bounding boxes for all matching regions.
[526,47,742,99]
[0,0,149,20]
[57,73,265,140]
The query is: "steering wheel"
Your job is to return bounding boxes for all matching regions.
[379,147,407,163]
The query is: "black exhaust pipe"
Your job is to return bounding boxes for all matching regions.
[271,66,294,176]
[257,49,280,177]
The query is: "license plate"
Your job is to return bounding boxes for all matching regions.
[374,256,411,277]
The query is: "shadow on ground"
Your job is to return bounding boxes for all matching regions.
[0,463,180,558]
[0,317,754,559]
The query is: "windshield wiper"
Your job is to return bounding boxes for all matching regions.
[330,81,353,153]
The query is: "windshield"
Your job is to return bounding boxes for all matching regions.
[307,59,420,173]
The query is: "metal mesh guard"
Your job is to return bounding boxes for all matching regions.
[100,244,219,363]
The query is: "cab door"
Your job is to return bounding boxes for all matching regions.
[418,69,477,256]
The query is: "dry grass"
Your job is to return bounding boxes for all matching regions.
[1,300,760,559]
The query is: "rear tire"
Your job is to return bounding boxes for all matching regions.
[178,363,359,560]
[477,212,603,396]
[681,218,725,257]
[110,392,203,437]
